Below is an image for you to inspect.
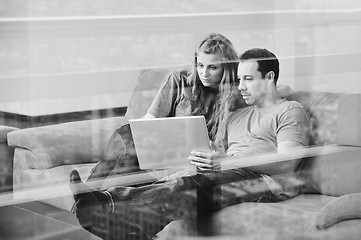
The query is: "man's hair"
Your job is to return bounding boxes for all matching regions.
[239,48,279,84]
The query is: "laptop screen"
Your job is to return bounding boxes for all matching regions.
[129,116,211,170]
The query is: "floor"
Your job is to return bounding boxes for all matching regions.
[0,198,101,240]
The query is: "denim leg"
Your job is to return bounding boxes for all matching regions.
[107,168,269,207]
[108,123,141,175]
[103,168,273,238]
[87,123,140,187]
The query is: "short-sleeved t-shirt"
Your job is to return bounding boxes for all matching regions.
[226,99,310,199]
[147,71,217,118]
[147,71,245,133]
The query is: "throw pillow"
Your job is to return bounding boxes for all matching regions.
[315,192,361,229]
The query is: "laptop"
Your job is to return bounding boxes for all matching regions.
[129,116,211,170]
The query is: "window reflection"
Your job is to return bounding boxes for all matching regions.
[1,1,361,239]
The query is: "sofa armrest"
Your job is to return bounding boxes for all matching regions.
[0,125,18,144]
[8,117,127,169]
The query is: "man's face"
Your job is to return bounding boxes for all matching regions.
[237,61,268,107]
[196,52,224,89]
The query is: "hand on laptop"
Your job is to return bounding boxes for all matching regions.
[189,141,226,171]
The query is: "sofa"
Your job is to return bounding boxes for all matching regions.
[5,67,361,239]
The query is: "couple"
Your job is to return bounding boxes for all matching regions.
[69,33,310,237]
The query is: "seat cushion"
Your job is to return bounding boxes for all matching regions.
[157,194,361,240]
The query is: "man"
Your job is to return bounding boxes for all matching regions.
[190,48,310,200]
[69,48,310,237]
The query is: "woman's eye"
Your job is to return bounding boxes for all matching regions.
[197,63,203,68]
[210,66,217,70]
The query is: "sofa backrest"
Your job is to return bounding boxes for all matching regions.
[287,91,361,196]
[286,91,361,147]
[125,68,175,120]
[127,68,361,148]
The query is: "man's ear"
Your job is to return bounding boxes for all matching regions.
[265,71,274,81]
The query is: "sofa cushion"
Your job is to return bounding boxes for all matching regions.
[8,117,126,169]
[286,91,361,147]
[157,194,361,240]
[300,146,361,196]
[337,94,361,146]
[316,193,361,229]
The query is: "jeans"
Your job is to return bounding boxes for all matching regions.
[107,167,273,208]
[99,167,276,238]
[86,123,278,238]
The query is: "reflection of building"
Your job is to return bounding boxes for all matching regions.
[89,178,266,239]
[91,191,197,240]
[0,168,12,192]
[0,152,13,193]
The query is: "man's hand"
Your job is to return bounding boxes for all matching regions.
[188,141,227,171]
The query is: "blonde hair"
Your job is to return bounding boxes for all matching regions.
[186,33,240,147]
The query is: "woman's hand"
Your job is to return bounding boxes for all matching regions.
[188,141,226,171]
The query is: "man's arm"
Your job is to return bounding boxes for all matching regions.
[189,140,306,174]
[242,140,306,175]
[243,105,310,175]
[190,106,310,174]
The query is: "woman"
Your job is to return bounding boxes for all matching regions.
[144,32,242,146]
[87,33,243,182]
[69,33,242,238]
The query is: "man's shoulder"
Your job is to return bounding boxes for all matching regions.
[279,100,306,112]
[278,100,310,122]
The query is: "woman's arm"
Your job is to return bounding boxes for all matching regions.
[141,113,156,119]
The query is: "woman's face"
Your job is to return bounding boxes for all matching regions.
[196,52,224,89]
